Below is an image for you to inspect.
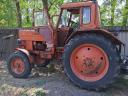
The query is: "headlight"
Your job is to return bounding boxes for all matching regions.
[17,39,25,46]
[17,39,22,45]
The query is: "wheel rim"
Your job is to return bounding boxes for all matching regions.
[70,44,109,82]
[11,57,25,74]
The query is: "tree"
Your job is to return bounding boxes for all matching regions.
[0,0,17,27]
[0,0,127,27]
[100,0,126,26]
[110,0,117,26]
[122,0,128,26]
[14,0,22,27]
[41,0,64,29]
[41,0,53,29]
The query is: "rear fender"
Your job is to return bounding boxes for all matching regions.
[15,48,29,56]
[65,29,124,45]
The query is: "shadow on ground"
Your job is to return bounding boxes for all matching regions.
[0,61,128,96]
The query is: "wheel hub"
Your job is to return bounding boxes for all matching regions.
[11,57,25,74]
[70,44,109,82]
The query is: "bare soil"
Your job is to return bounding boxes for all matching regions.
[0,61,128,96]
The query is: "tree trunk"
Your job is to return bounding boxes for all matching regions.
[122,0,128,26]
[110,0,116,26]
[15,0,22,27]
[42,0,57,46]
[7,0,13,27]
[41,0,54,29]
[26,8,30,24]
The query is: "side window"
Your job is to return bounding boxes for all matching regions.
[83,7,91,24]
[59,10,71,28]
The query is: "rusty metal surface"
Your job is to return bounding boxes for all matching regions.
[38,26,53,44]
[61,1,93,9]
[104,26,128,56]
[0,26,128,60]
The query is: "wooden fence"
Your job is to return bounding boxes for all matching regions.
[0,26,127,60]
[0,29,18,60]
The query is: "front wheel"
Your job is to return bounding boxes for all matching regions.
[7,51,32,78]
[63,33,120,90]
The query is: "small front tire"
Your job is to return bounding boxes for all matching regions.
[7,51,32,78]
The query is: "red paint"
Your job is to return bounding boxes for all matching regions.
[70,44,109,82]
[11,57,25,74]
[15,0,122,69]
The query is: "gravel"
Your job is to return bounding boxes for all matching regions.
[0,61,128,96]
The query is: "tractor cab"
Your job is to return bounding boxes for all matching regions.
[31,0,101,47]
[58,1,100,30]
[57,0,100,46]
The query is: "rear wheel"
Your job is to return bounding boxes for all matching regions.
[63,33,120,90]
[7,51,31,78]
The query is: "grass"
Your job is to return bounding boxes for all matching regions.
[0,84,47,96]
[35,90,46,96]
[18,90,46,96]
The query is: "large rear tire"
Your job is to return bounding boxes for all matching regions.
[7,51,32,78]
[63,33,120,90]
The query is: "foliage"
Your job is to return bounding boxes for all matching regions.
[18,92,28,96]
[0,0,127,28]
[35,90,46,96]
[100,0,128,26]
[0,0,17,27]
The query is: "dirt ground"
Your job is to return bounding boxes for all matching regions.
[0,61,128,96]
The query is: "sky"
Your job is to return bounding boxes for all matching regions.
[98,0,103,6]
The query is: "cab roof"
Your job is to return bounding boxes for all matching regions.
[61,1,93,9]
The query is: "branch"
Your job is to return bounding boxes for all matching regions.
[48,0,57,11]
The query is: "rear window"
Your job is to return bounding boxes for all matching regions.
[83,7,91,24]
[34,12,48,26]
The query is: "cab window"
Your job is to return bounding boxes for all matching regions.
[83,7,91,24]
[59,10,71,27]
[34,12,48,26]
[59,9,80,28]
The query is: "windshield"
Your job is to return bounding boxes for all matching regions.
[59,9,80,28]
[60,10,71,27]
[34,12,48,26]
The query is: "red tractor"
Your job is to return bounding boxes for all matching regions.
[7,0,127,90]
